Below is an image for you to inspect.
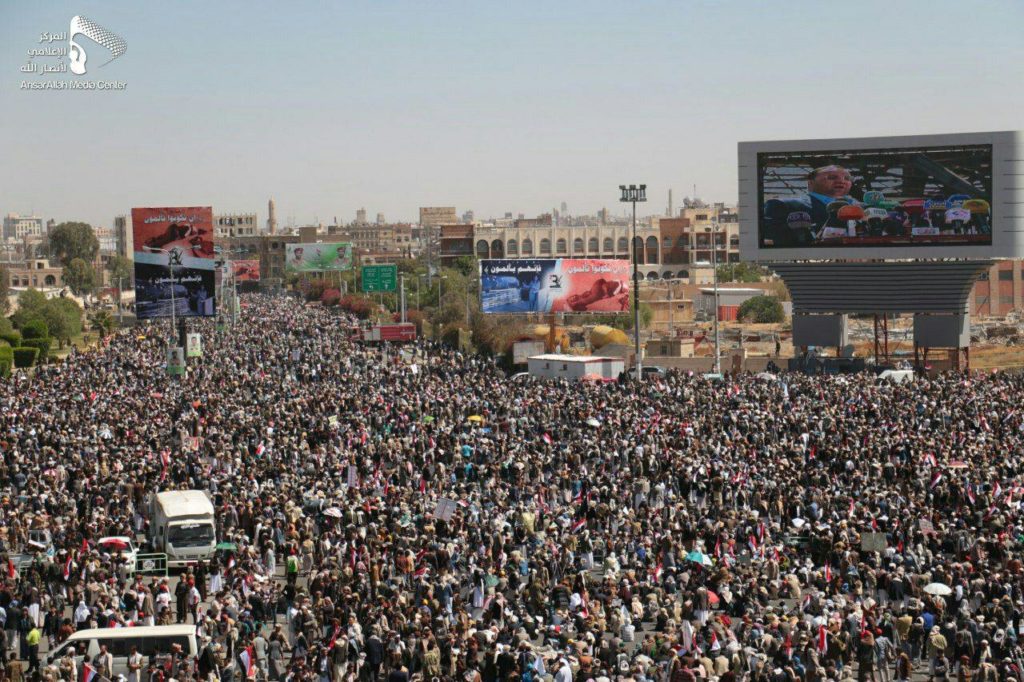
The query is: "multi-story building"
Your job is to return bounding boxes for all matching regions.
[439,224,474,266]
[971,261,1024,317]
[2,258,63,289]
[113,215,133,258]
[3,214,44,240]
[94,227,118,253]
[222,233,299,285]
[213,213,259,238]
[657,205,740,280]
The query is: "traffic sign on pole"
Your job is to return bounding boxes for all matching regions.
[362,264,398,293]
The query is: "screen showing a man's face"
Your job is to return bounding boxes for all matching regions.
[808,166,852,198]
[757,144,993,249]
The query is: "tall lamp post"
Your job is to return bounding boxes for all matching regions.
[143,246,179,343]
[619,184,646,383]
[705,221,721,374]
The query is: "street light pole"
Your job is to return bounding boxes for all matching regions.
[707,221,721,374]
[619,184,647,384]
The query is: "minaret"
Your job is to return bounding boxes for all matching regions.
[267,198,278,234]
[667,189,673,217]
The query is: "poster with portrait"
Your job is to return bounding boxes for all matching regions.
[758,144,992,248]
[231,260,261,282]
[285,243,353,272]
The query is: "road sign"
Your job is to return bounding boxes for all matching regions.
[362,264,398,293]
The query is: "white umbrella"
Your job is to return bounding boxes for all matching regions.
[323,507,343,518]
[923,582,952,596]
[586,418,601,428]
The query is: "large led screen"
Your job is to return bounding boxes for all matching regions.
[758,144,992,249]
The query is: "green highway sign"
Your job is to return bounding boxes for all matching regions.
[362,264,398,293]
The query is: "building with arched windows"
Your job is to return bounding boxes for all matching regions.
[441,205,742,283]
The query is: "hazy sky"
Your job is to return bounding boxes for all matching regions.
[2,1,1022,229]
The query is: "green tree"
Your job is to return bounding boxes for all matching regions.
[43,298,83,349]
[717,262,770,283]
[10,288,48,329]
[87,309,115,338]
[106,255,133,286]
[63,258,97,297]
[0,265,9,316]
[738,295,785,323]
[48,222,99,266]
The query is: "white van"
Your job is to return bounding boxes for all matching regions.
[47,625,198,676]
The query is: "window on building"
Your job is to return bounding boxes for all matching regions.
[646,236,660,263]
[522,239,533,255]
[696,214,708,221]
[573,238,584,253]
[999,269,1015,281]
[476,240,489,258]
[507,239,518,256]
[1001,295,1015,307]
[603,238,614,252]
[617,237,628,253]
[588,237,598,252]
[556,239,567,254]
[539,239,551,255]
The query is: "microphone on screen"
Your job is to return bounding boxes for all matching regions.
[817,201,850,240]
[863,207,888,237]
[862,191,886,207]
[837,205,865,237]
[945,208,971,235]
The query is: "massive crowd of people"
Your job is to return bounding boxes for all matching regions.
[1,292,1024,682]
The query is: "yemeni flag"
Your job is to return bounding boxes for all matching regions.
[966,482,976,505]
[255,442,265,457]
[413,565,429,578]
[784,632,793,659]
[930,470,943,489]
[817,625,828,654]
[824,564,832,583]
[63,556,73,581]
[6,559,14,580]
[747,534,758,555]
[713,536,721,559]
[81,662,98,682]
[570,518,587,534]
[239,646,256,678]
[541,433,552,445]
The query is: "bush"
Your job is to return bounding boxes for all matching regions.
[303,280,327,302]
[12,347,38,368]
[339,295,373,320]
[0,346,11,378]
[21,319,49,340]
[321,288,341,307]
[21,337,52,363]
[0,332,19,347]
[395,310,426,335]
[738,295,785,324]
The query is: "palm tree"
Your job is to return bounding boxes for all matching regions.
[87,309,115,338]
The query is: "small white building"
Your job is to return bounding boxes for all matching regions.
[527,354,624,381]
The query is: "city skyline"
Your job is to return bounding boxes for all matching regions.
[2,1,1022,229]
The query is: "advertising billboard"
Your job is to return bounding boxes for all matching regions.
[286,243,352,273]
[738,131,1024,262]
[231,260,260,282]
[758,144,992,248]
[131,207,217,320]
[480,259,631,314]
